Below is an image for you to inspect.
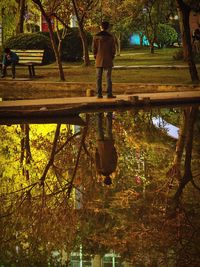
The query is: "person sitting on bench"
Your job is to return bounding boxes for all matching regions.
[1,48,19,79]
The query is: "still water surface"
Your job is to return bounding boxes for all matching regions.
[0,105,199,267]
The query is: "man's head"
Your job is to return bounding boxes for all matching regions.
[4,48,11,54]
[104,175,112,185]
[101,21,110,31]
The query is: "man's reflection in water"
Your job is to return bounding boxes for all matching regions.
[95,112,118,185]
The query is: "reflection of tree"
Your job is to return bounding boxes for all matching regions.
[81,109,200,266]
[20,124,32,181]
[167,110,185,182]
[0,108,200,266]
[0,117,92,265]
[167,107,199,205]
[40,124,61,186]
[174,107,199,201]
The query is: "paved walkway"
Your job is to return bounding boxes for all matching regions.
[0,65,199,123]
[0,90,199,125]
[37,64,196,70]
[114,65,191,69]
[0,91,199,111]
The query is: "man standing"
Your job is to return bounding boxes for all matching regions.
[1,48,19,79]
[93,21,116,98]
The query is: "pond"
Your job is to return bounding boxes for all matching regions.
[0,105,199,267]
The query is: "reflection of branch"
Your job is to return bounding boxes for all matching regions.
[66,116,90,198]
[167,110,186,181]
[0,183,37,219]
[53,132,83,194]
[174,107,198,203]
[183,206,197,231]
[20,124,32,180]
[39,126,82,198]
[43,181,71,198]
[191,179,200,191]
[40,124,61,185]
[55,131,81,155]
[83,142,94,162]
[20,124,25,164]
[0,182,38,196]
[42,182,46,208]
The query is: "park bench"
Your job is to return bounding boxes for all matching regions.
[0,49,44,78]
[14,49,44,78]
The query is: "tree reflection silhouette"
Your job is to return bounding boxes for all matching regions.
[0,107,199,266]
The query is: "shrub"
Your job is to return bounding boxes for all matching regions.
[121,34,132,49]
[4,33,54,64]
[41,28,88,62]
[60,28,83,61]
[173,48,200,63]
[157,23,178,48]
[4,29,91,64]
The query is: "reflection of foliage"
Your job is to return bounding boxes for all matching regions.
[0,122,89,265]
[0,108,200,266]
[81,109,200,266]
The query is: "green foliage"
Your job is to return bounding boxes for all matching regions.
[41,28,91,62]
[1,0,17,42]
[173,48,184,60]
[120,33,132,49]
[4,33,54,64]
[157,23,178,48]
[60,28,84,62]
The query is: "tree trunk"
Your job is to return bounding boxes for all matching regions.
[46,16,65,81]
[150,39,155,53]
[115,33,121,56]
[16,0,26,34]
[139,33,143,47]
[176,6,187,59]
[71,0,90,66]
[32,0,65,81]
[79,26,90,66]
[176,0,199,83]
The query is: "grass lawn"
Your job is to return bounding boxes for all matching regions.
[114,47,184,66]
[34,67,192,84]
[2,47,200,85]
